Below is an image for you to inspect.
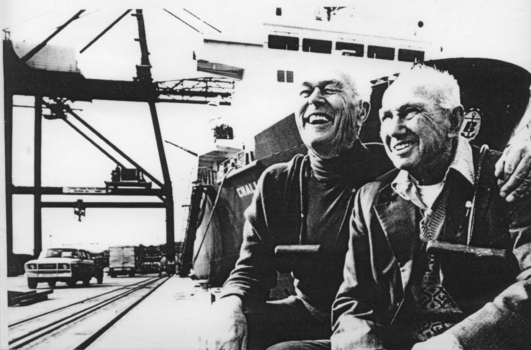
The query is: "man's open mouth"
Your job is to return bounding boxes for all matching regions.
[304,113,333,125]
[392,139,417,154]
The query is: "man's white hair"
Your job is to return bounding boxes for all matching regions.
[392,64,461,110]
[337,70,372,103]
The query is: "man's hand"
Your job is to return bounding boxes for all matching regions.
[495,142,531,202]
[411,333,463,350]
[198,296,248,350]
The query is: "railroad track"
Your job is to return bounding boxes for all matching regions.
[8,276,170,349]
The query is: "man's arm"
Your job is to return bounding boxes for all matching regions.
[219,166,286,303]
[414,183,531,350]
[332,186,388,350]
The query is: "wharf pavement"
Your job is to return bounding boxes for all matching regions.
[89,275,221,350]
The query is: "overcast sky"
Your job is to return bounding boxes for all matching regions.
[2,0,530,254]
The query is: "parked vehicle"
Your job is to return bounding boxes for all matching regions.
[140,255,161,274]
[24,247,104,289]
[108,246,139,277]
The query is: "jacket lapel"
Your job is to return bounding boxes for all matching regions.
[374,184,418,291]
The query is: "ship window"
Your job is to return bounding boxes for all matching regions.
[398,48,425,62]
[277,70,285,82]
[336,42,364,57]
[302,38,332,54]
[268,35,299,51]
[286,71,294,83]
[367,45,395,60]
[277,70,294,83]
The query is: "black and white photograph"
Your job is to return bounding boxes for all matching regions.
[2,1,531,349]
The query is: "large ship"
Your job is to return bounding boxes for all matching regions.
[180,6,531,285]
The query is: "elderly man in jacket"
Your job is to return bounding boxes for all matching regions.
[332,64,531,350]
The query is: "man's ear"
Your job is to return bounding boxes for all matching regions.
[448,105,464,138]
[356,101,371,129]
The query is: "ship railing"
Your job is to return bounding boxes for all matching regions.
[216,150,255,182]
[196,167,217,185]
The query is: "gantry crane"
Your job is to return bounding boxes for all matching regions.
[4,9,234,271]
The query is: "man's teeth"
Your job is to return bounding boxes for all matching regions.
[308,115,330,124]
[395,142,413,151]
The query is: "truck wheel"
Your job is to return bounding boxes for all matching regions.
[129,272,135,277]
[28,278,38,289]
[83,278,90,287]
[48,281,56,288]
[109,272,116,278]
[66,279,77,288]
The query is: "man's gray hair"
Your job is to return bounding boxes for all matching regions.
[393,64,461,110]
[336,70,372,103]
[303,65,372,103]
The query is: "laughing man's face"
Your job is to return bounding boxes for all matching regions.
[296,72,360,158]
[379,84,454,176]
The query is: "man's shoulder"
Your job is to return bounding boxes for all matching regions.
[261,154,304,177]
[257,154,306,191]
[482,147,502,178]
[357,168,400,202]
[369,166,400,188]
[472,144,502,170]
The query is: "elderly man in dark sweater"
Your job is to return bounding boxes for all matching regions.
[200,68,531,350]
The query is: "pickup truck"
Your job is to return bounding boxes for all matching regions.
[24,247,104,289]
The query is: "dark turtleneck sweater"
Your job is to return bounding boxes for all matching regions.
[221,141,392,317]
[306,141,388,248]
